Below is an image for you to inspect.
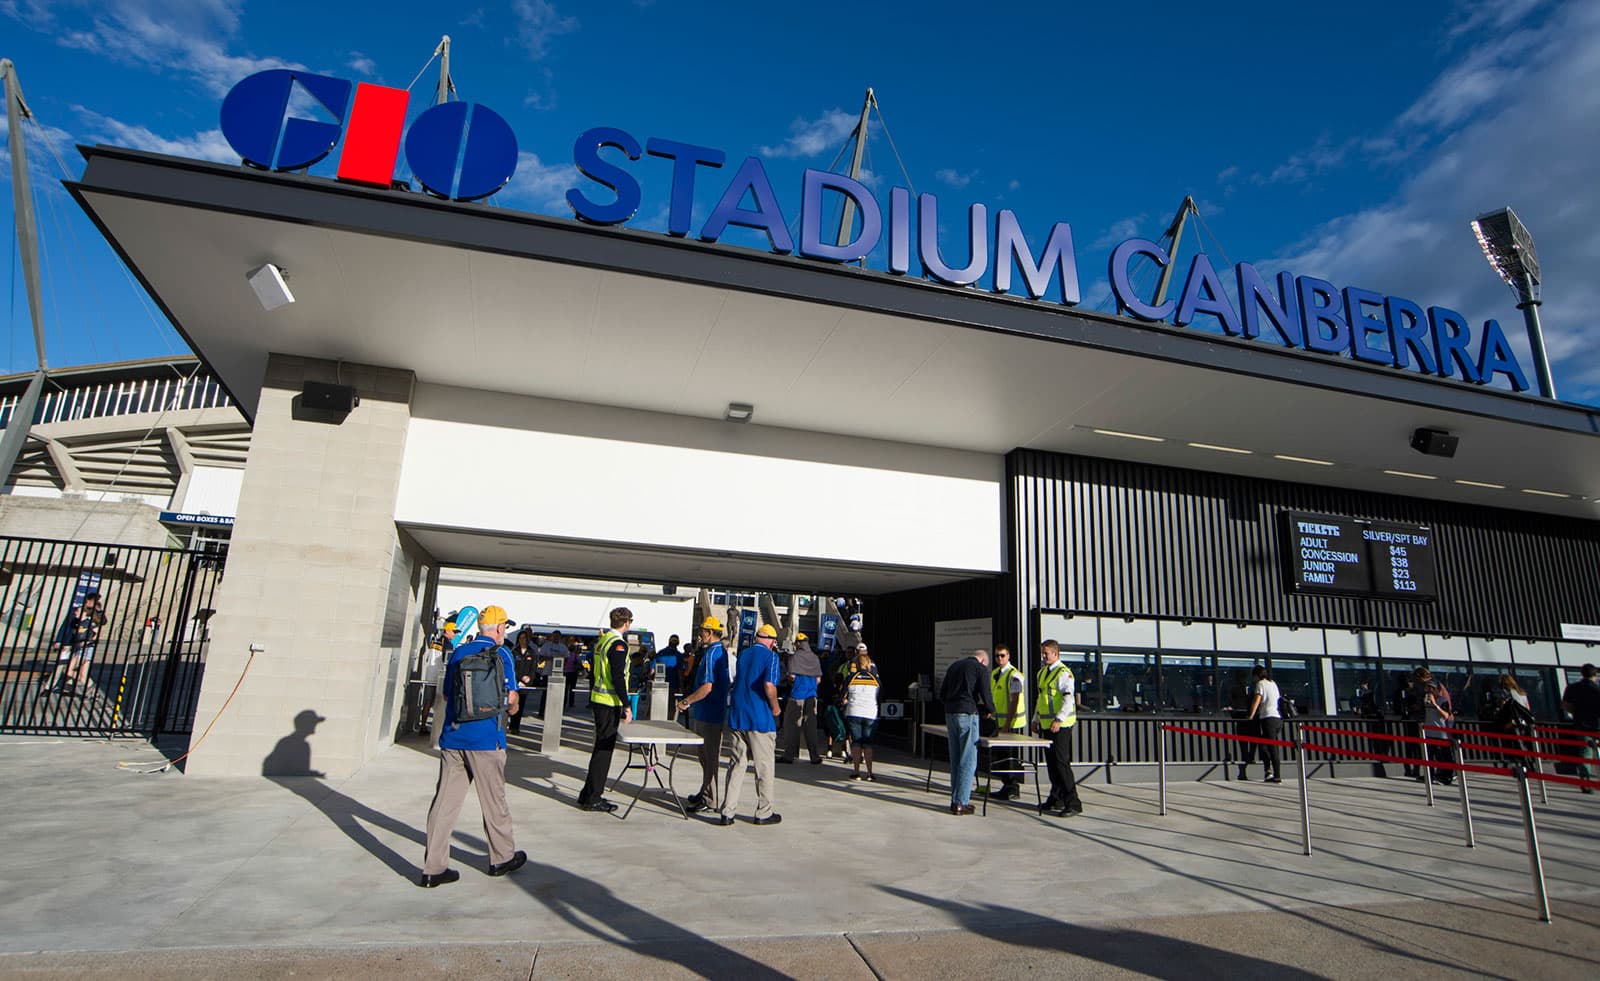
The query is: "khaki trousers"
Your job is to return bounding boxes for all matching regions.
[423,748,516,875]
[780,696,820,762]
[691,719,724,807]
[721,729,776,819]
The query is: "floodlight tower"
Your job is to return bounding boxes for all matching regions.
[1471,207,1555,399]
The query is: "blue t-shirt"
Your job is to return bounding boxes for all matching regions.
[727,643,780,732]
[791,674,819,701]
[690,641,730,725]
[439,638,516,751]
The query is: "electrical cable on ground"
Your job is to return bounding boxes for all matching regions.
[116,649,255,773]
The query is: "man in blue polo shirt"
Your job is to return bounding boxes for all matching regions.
[677,617,730,814]
[419,605,527,888]
[717,623,783,826]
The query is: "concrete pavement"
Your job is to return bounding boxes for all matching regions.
[0,719,1596,978]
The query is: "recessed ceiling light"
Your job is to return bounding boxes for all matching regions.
[1092,429,1165,442]
[1383,470,1438,480]
[1520,488,1571,498]
[725,402,754,423]
[1273,454,1334,466]
[1454,479,1506,489]
[1188,442,1252,454]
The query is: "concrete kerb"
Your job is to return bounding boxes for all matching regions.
[0,727,1596,974]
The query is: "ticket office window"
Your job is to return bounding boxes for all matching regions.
[1332,660,1384,718]
[1268,657,1324,717]
[1102,653,1157,712]
[1466,664,1508,721]
[1061,649,1101,712]
[1428,661,1472,721]
[1513,667,1561,720]
[1382,661,1425,718]
[1159,654,1214,714]
[1219,657,1263,718]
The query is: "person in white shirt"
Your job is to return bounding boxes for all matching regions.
[1247,666,1283,784]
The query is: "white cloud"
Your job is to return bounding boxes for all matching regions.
[758,109,858,159]
[75,108,236,163]
[0,112,78,182]
[497,150,575,214]
[934,167,975,188]
[1216,165,1240,183]
[1093,214,1147,250]
[1252,137,1353,186]
[1007,178,1020,191]
[348,52,376,76]
[1267,1,1600,401]
[511,0,578,59]
[40,0,303,97]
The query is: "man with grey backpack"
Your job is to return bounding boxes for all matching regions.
[419,605,527,888]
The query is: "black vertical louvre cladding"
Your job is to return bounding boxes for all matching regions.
[1008,448,1600,642]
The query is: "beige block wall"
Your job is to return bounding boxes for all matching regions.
[186,355,431,779]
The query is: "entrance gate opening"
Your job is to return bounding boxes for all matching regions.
[0,535,226,736]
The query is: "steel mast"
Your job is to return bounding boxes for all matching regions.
[835,87,877,258]
[0,59,51,492]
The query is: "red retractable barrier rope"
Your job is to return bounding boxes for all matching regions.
[1535,721,1600,740]
[1424,723,1593,749]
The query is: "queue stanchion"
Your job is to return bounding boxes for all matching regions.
[1421,735,1436,807]
[1158,724,1168,817]
[1530,734,1549,805]
[1295,727,1312,857]
[1452,737,1476,849]
[1515,765,1552,924]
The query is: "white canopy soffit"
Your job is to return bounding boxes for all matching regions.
[70,148,1600,520]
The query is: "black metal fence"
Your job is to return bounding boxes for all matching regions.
[0,535,226,736]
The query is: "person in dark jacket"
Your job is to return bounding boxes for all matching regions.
[939,648,994,815]
[508,628,539,733]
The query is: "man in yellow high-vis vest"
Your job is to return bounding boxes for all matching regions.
[1035,639,1083,817]
[989,645,1027,800]
[578,607,634,813]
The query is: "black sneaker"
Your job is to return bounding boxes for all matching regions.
[583,798,619,812]
[752,813,783,826]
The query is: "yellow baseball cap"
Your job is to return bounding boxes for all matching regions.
[699,616,724,632]
[756,624,778,639]
[796,632,808,642]
[478,605,514,627]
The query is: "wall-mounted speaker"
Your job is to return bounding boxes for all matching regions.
[301,381,360,413]
[1410,427,1458,458]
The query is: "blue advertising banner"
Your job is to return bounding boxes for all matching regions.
[454,605,480,641]
[818,613,840,653]
[737,609,758,651]
[72,571,103,607]
[159,511,235,527]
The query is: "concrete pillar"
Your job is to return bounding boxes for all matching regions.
[187,355,428,779]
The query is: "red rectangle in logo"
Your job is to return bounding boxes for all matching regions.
[336,83,409,187]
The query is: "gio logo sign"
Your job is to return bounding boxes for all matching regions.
[219,69,518,201]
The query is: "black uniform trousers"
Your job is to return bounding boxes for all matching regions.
[580,702,623,804]
[1043,726,1082,808]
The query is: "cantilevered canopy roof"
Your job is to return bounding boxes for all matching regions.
[70,148,1600,519]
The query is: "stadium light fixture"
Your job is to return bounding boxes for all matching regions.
[1471,207,1554,398]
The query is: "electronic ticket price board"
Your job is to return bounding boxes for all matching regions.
[1281,511,1437,601]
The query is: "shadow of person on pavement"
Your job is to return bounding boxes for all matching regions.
[264,710,475,882]
[876,885,1326,980]
[509,858,793,980]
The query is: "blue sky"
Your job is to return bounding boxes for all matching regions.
[3,0,1597,404]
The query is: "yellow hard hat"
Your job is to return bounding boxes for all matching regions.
[478,605,512,627]
[699,616,724,632]
[756,624,778,639]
